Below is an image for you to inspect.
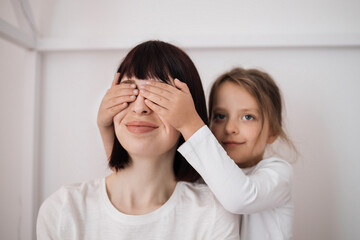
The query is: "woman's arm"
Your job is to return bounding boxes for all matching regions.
[178,126,293,214]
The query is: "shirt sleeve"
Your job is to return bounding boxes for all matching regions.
[178,125,293,214]
[36,190,63,240]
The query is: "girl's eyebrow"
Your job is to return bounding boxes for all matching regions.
[213,106,260,114]
[212,106,227,112]
[241,108,260,114]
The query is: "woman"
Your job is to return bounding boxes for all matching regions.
[36,40,239,240]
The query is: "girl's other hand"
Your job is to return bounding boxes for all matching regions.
[97,73,138,128]
[140,79,204,140]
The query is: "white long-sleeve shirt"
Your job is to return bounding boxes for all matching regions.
[37,178,240,240]
[178,125,293,240]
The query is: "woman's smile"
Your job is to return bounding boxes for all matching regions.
[125,121,159,134]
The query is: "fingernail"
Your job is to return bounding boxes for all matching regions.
[131,84,136,88]
[133,89,138,94]
[145,81,152,85]
[140,89,145,94]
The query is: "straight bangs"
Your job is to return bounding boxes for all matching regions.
[117,41,185,85]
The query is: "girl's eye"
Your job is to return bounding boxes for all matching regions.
[242,114,254,121]
[213,113,226,121]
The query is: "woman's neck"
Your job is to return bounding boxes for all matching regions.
[106,153,177,215]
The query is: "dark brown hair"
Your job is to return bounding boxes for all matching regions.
[209,67,295,156]
[109,40,208,182]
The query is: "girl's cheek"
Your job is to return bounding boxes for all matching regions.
[210,121,221,131]
[209,124,216,134]
[210,124,222,138]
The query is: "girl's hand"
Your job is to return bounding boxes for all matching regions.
[97,73,139,128]
[98,73,139,158]
[140,79,205,140]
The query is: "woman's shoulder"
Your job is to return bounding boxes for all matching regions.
[37,178,105,238]
[38,178,104,215]
[175,181,240,235]
[52,178,102,198]
[178,181,211,192]
[176,181,219,205]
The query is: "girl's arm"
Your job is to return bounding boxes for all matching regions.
[97,73,138,158]
[97,125,115,159]
[141,80,292,214]
[178,125,292,214]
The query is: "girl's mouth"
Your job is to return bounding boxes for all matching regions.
[222,141,244,147]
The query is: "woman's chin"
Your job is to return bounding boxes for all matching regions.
[124,145,161,157]
[125,145,177,161]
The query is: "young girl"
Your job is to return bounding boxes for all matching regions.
[99,67,294,239]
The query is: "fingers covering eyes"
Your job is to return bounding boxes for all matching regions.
[107,95,136,108]
[144,99,166,115]
[140,90,171,110]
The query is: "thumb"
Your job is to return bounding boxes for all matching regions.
[112,73,120,86]
[174,78,190,93]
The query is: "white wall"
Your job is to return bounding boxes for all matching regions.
[1,0,40,238]
[32,0,360,38]
[0,38,38,240]
[0,36,25,240]
[1,0,360,240]
[39,47,360,240]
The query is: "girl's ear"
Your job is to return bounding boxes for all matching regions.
[266,132,278,144]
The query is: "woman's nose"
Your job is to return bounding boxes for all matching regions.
[130,94,151,115]
[225,119,239,135]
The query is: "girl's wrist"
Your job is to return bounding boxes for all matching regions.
[98,121,114,130]
[180,116,205,141]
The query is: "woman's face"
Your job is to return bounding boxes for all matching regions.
[113,77,180,160]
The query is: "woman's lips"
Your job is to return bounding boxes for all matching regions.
[125,121,159,134]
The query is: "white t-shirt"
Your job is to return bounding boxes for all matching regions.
[178,125,293,240]
[37,178,240,240]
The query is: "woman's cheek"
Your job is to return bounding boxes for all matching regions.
[158,115,174,134]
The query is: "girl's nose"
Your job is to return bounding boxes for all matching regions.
[225,119,239,135]
[130,94,152,115]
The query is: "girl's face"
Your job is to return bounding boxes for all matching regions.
[210,81,276,168]
[113,77,180,160]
